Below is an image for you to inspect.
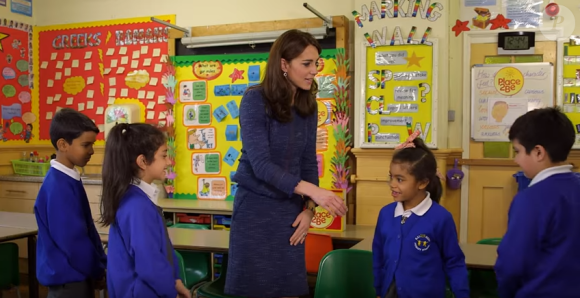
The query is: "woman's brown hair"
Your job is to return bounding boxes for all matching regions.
[253,29,322,123]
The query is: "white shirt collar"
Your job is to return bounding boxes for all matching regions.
[394,192,433,218]
[50,159,81,181]
[528,165,573,187]
[132,179,160,205]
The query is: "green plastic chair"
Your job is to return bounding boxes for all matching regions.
[314,249,375,298]
[470,238,501,298]
[171,223,212,290]
[195,254,243,298]
[0,243,21,298]
[174,250,187,282]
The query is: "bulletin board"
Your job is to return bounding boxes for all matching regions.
[0,19,33,143]
[470,62,554,142]
[358,42,438,148]
[172,49,341,201]
[34,15,175,143]
[558,42,580,148]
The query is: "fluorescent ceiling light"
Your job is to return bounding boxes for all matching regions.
[183,27,327,49]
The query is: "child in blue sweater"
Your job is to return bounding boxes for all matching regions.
[373,131,469,298]
[495,107,580,298]
[99,123,189,298]
[34,108,106,298]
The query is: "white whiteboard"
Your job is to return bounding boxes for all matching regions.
[471,62,554,142]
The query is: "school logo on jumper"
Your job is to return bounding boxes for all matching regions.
[414,234,431,251]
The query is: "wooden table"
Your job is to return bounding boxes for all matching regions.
[0,212,39,298]
[99,224,496,269]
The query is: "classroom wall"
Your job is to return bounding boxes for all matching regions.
[34,0,354,27]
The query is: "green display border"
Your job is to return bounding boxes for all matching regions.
[171,49,337,66]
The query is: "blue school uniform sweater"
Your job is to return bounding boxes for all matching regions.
[495,171,580,298]
[34,167,106,286]
[373,201,469,298]
[107,185,180,298]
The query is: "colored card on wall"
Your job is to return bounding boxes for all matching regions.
[225,124,238,141]
[213,105,228,122]
[187,127,216,150]
[230,183,238,197]
[183,104,211,126]
[197,177,227,200]
[192,152,221,174]
[248,65,260,81]
[231,84,247,96]
[214,85,230,96]
[192,81,207,101]
[226,100,240,118]
[223,146,240,166]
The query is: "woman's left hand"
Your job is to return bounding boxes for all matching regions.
[290,209,315,246]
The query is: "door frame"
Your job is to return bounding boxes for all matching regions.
[459,28,564,242]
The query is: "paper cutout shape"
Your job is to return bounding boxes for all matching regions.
[225,125,238,141]
[229,68,245,83]
[197,177,227,200]
[214,85,231,96]
[231,84,247,96]
[248,82,259,87]
[2,85,16,97]
[317,76,335,99]
[187,127,216,150]
[192,61,223,80]
[230,171,236,181]
[192,81,206,101]
[223,146,240,167]
[490,14,511,30]
[213,105,229,122]
[231,183,238,197]
[248,65,260,81]
[180,81,193,102]
[226,100,240,119]
[452,19,470,37]
[1,103,22,120]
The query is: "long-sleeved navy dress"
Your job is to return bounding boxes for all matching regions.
[224,87,319,297]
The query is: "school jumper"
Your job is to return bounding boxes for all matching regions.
[106,180,181,298]
[495,165,580,298]
[373,194,469,298]
[225,88,318,297]
[34,160,106,296]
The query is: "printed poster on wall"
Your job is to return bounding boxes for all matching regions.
[36,15,175,142]
[360,43,437,148]
[0,20,34,142]
[11,0,32,17]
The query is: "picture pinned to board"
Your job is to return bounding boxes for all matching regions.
[179,80,207,102]
[192,152,221,175]
[186,127,216,150]
[197,177,227,200]
[361,42,437,148]
[0,19,34,142]
[183,103,212,126]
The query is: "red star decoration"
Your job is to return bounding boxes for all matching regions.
[452,20,470,37]
[490,14,511,30]
[229,68,245,83]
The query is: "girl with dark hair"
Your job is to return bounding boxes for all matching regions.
[372,130,469,298]
[224,29,347,298]
[99,123,189,298]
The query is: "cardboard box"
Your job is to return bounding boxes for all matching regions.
[309,189,346,232]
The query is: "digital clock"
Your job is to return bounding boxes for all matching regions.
[497,32,535,55]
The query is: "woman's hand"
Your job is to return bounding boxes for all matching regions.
[175,279,189,298]
[309,188,347,217]
[290,209,315,246]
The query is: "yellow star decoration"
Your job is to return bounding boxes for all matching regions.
[405,51,424,68]
[0,32,9,52]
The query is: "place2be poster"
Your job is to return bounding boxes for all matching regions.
[0,19,34,143]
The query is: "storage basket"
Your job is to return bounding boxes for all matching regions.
[11,160,50,176]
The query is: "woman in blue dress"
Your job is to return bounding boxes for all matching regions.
[224,29,348,298]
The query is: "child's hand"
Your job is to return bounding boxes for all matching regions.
[175,279,189,298]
